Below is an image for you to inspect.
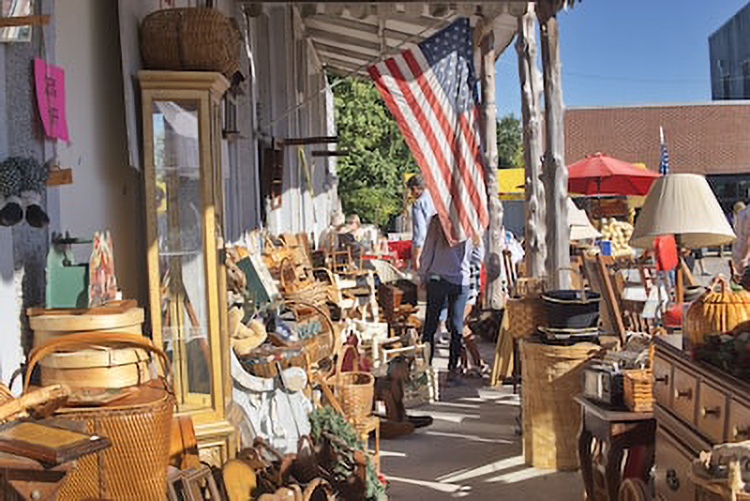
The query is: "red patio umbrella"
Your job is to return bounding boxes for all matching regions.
[567,152,660,196]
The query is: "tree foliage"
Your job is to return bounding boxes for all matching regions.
[497,113,524,168]
[332,76,417,229]
[332,75,524,229]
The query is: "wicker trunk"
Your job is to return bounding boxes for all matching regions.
[520,339,600,470]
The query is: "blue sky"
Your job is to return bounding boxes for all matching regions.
[494,0,750,118]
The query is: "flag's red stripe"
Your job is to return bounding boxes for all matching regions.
[368,63,453,238]
[458,111,489,226]
[384,56,472,243]
[403,51,487,232]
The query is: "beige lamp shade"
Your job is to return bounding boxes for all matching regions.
[629,173,735,249]
[568,198,601,241]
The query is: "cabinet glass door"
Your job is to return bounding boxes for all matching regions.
[151,100,212,411]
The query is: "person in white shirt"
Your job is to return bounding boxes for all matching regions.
[318,211,345,254]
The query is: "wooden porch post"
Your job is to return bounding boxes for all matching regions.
[538,4,570,289]
[480,30,505,310]
[516,5,546,278]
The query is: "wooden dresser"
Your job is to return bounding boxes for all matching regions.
[653,339,750,500]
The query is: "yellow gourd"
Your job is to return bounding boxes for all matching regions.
[684,276,750,346]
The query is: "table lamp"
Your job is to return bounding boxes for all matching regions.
[630,173,735,302]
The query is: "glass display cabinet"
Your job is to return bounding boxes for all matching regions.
[139,71,234,465]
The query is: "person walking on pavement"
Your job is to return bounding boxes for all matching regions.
[419,216,484,384]
[407,174,436,270]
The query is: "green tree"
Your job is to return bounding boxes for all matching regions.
[497,113,524,168]
[332,76,417,229]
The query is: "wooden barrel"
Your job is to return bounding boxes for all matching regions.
[520,339,600,470]
[40,346,152,389]
[28,300,144,347]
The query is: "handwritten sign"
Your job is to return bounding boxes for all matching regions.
[34,59,69,141]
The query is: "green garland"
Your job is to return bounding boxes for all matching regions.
[309,407,387,500]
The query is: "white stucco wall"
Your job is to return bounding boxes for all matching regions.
[55,0,144,301]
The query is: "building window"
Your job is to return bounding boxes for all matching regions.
[744,61,750,99]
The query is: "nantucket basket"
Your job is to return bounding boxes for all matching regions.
[327,345,374,422]
[140,8,241,77]
[25,332,175,501]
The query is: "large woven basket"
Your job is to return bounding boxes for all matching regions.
[520,339,600,470]
[26,332,174,501]
[327,345,374,422]
[140,8,241,77]
[506,297,546,339]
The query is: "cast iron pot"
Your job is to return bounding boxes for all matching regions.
[542,290,601,329]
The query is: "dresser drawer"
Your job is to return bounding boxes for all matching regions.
[653,356,673,407]
[672,367,698,424]
[696,382,727,443]
[728,399,750,442]
[654,427,696,501]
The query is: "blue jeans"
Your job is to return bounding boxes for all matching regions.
[422,278,469,372]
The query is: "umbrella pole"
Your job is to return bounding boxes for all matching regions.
[675,234,684,304]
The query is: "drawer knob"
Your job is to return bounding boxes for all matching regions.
[654,375,669,384]
[675,388,693,400]
[666,469,680,491]
[702,406,722,418]
[734,427,750,439]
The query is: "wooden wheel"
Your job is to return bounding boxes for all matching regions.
[618,478,650,501]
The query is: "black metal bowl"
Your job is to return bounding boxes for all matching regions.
[542,290,601,329]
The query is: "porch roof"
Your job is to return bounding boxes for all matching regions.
[242,2,568,76]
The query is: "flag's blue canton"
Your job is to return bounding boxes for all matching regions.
[659,141,669,175]
[418,18,479,114]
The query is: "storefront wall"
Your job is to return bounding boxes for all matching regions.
[0,0,56,388]
[0,0,338,388]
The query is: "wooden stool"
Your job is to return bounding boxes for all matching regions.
[352,415,380,474]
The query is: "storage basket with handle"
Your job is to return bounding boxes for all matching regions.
[326,345,374,422]
[140,8,241,78]
[25,332,175,501]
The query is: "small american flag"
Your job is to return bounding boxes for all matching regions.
[659,126,669,175]
[368,18,488,245]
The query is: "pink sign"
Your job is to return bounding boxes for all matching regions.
[34,59,69,141]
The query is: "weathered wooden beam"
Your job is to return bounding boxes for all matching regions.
[313,40,379,62]
[538,7,570,289]
[321,56,369,76]
[0,15,49,28]
[305,27,381,52]
[305,15,424,43]
[312,150,349,157]
[480,30,505,310]
[280,136,339,146]
[516,6,546,279]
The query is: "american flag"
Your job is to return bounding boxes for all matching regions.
[659,126,669,175]
[368,18,488,245]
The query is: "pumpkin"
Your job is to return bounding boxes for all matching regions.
[684,276,750,346]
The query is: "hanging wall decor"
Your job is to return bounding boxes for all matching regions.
[0,157,49,228]
[34,58,69,141]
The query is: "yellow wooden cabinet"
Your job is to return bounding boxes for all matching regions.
[139,71,235,465]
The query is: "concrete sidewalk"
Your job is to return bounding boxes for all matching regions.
[380,341,583,500]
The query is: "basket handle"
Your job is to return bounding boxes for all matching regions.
[285,300,339,359]
[708,274,728,294]
[24,331,172,392]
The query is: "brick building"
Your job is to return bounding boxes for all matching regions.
[564,102,750,211]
